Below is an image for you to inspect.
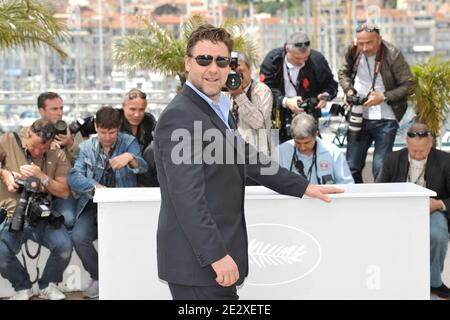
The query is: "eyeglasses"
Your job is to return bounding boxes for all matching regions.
[189,54,231,68]
[127,91,146,100]
[407,131,432,138]
[293,41,310,48]
[356,24,380,34]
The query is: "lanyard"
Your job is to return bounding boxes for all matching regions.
[285,61,303,96]
[351,44,384,93]
[289,143,320,183]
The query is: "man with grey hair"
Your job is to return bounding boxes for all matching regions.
[377,123,450,299]
[277,113,353,184]
[228,53,273,155]
[260,31,338,143]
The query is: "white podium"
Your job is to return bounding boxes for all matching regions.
[94,183,435,300]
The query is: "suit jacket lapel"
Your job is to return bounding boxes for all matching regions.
[399,149,409,182]
[425,148,437,188]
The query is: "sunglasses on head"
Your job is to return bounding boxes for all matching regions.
[356,24,380,34]
[407,131,432,138]
[127,91,146,100]
[293,41,310,48]
[189,54,231,68]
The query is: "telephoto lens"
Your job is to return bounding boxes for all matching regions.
[54,120,68,135]
[226,51,241,90]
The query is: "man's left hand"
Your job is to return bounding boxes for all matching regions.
[109,153,133,170]
[363,92,385,107]
[430,198,444,213]
[19,163,45,180]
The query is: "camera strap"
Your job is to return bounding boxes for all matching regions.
[352,44,384,94]
[289,142,320,183]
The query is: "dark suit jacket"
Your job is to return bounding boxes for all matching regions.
[154,85,309,286]
[376,148,450,215]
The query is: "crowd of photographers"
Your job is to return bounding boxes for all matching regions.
[0,22,448,300]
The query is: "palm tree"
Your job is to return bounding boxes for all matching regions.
[113,15,260,87]
[0,0,68,58]
[410,57,450,136]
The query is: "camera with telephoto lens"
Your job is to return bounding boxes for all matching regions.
[54,117,95,137]
[345,89,368,143]
[346,94,368,106]
[226,52,242,90]
[9,176,64,232]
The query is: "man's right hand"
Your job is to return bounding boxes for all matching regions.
[211,254,240,287]
[1,170,21,193]
[285,97,304,113]
[305,184,344,203]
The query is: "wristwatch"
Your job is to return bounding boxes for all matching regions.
[42,175,50,188]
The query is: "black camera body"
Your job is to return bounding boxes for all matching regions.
[329,103,346,117]
[347,95,368,106]
[298,97,319,115]
[9,176,64,232]
[0,207,7,225]
[226,51,241,90]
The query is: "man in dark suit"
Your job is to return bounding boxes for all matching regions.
[154,24,343,300]
[377,123,450,299]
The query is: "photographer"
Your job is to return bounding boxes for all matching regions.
[68,106,148,299]
[278,113,354,184]
[228,53,273,155]
[30,92,81,229]
[338,23,412,183]
[0,119,73,300]
[75,89,158,187]
[260,32,338,143]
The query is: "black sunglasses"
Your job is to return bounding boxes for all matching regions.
[356,24,380,34]
[128,91,146,100]
[293,41,310,48]
[189,54,231,68]
[407,131,432,138]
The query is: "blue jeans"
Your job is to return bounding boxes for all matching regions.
[346,119,398,183]
[430,211,449,288]
[71,200,98,281]
[52,194,77,230]
[0,220,73,291]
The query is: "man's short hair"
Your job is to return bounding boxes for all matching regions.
[95,106,120,129]
[37,92,62,110]
[186,24,234,57]
[286,32,311,53]
[123,88,147,107]
[290,113,318,139]
[30,119,56,142]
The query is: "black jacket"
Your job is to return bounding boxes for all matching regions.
[260,47,338,107]
[260,47,338,142]
[338,40,412,122]
[376,148,450,215]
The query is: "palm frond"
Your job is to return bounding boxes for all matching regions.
[113,15,260,86]
[0,0,68,58]
[410,56,450,135]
